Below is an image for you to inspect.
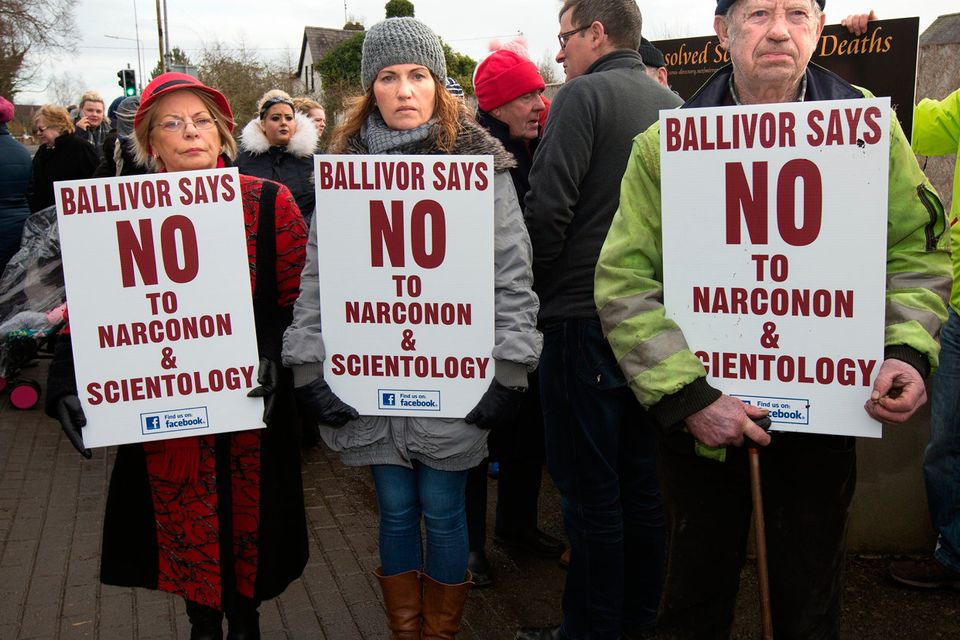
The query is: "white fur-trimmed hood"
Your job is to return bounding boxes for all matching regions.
[239,111,317,158]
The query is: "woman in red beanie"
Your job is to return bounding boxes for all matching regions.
[465,45,564,587]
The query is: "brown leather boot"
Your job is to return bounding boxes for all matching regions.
[421,572,473,639]
[375,567,422,640]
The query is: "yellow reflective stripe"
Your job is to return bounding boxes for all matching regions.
[599,291,663,335]
[887,272,952,304]
[886,301,943,337]
[617,328,690,379]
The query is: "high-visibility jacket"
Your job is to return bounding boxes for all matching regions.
[914,88,960,314]
[595,64,951,429]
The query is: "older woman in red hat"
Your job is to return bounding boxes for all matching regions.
[45,72,308,640]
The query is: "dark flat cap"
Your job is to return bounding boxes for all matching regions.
[639,37,666,68]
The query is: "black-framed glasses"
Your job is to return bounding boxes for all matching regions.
[152,117,217,134]
[558,25,589,49]
[34,125,48,135]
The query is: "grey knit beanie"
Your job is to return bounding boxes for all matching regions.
[361,17,447,92]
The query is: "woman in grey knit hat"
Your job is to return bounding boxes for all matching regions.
[282,16,541,640]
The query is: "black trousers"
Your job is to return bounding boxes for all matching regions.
[656,429,857,640]
[466,373,546,550]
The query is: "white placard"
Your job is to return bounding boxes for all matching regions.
[55,169,263,447]
[315,155,495,417]
[660,98,890,437]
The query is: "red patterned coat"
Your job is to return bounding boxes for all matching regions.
[46,174,309,609]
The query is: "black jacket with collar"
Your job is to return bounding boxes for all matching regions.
[476,109,539,212]
[524,50,683,323]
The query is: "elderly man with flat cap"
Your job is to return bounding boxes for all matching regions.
[595,0,951,637]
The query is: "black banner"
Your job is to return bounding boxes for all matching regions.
[654,17,919,139]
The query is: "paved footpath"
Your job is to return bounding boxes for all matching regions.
[0,360,565,640]
[2,360,959,639]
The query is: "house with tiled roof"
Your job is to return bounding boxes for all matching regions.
[297,26,362,95]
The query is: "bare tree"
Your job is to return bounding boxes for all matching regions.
[45,71,86,107]
[197,41,298,127]
[537,53,562,85]
[0,0,76,98]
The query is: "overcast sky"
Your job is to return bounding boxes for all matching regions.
[16,0,959,106]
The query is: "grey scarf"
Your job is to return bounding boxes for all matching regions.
[362,110,434,154]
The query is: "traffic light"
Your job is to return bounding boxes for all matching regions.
[117,69,136,97]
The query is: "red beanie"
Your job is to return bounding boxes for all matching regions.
[473,49,545,112]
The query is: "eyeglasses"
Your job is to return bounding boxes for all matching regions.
[152,117,217,134]
[34,125,48,134]
[558,25,589,49]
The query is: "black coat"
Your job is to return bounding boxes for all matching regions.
[93,133,150,178]
[0,123,32,271]
[28,132,99,212]
[46,178,309,609]
[236,147,315,225]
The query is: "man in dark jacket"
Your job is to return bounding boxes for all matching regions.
[519,1,682,638]
[465,46,564,588]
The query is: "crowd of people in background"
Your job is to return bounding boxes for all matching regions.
[0,0,958,638]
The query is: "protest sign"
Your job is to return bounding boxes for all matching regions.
[660,99,890,437]
[55,168,263,448]
[654,18,919,139]
[314,155,494,417]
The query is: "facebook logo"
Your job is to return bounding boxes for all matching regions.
[145,416,161,430]
[382,393,396,407]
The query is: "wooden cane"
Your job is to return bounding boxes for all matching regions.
[748,416,774,640]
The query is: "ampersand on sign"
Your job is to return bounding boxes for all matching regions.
[400,329,417,351]
[760,322,780,349]
[160,347,178,369]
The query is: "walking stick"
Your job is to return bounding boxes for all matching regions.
[748,416,773,640]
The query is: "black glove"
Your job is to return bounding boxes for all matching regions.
[247,357,279,423]
[464,380,525,430]
[56,395,91,459]
[294,377,359,428]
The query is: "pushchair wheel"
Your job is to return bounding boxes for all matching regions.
[10,380,41,410]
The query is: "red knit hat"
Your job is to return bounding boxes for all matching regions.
[134,72,234,132]
[473,49,545,112]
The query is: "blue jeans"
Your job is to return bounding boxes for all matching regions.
[371,462,469,584]
[927,308,960,573]
[539,319,664,639]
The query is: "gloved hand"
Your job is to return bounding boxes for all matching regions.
[465,380,525,430]
[247,357,279,423]
[294,377,359,428]
[56,395,91,459]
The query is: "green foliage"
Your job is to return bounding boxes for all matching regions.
[150,46,192,80]
[384,0,415,18]
[442,42,476,96]
[343,21,365,31]
[316,32,365,86]
[316,32,366,123]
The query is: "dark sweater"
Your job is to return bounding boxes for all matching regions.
[524,50,682,323]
